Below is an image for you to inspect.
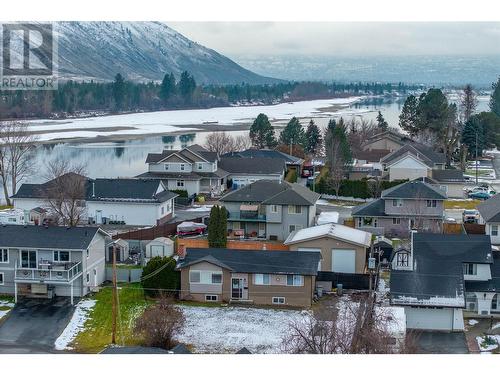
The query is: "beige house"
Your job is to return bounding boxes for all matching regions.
[177,248,320,307]
[362,130,407,153]
[284,224,372,274]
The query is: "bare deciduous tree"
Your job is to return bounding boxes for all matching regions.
[0,121,38,205]
[42,159,87,226]
[204,131,251,157]
[134,298,186,350]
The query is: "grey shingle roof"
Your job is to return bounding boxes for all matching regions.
[381,180,447,200]
[351,198,386,217]
[0,225,102,250]
[222,149,303,165]
[390,233,493,308]
[219,180,320,206]
[178,248,321,275]
[146,144,217,164]
[381,143,446,167]
[465,252,500,292]
[477,193,500,223]
[431,169,464,182]
[11,173,87,199]
[219,157,285,175]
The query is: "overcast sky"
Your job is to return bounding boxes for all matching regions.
[169,22,500,57]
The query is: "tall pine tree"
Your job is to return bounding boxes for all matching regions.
[160,72,176,104]
[399,94,419,137]
[376,111,389,131]
[112,73,126,111]
[305,119,322,155]
[249,113,278,148]
[490,77,500,118]
[279,117,306,147]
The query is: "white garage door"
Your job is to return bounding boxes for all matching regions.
[298,247,322,271]
[405,307,454,331]
[332,249,356,273]
[150,245,164,257]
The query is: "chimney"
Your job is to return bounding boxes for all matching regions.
[177,244,186,258]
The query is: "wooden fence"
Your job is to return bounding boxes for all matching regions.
[177,237,289,252]
[113,217,204,240]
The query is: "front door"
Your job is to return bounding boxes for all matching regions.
[231,278,244,299]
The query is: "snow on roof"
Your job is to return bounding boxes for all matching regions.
[391,294,465,308]
[317,211,339,225]
[284,223,372,247]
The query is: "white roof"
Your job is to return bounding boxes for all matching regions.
[148,236,174,245]
[284,223,372,247]
[317,211,339,225]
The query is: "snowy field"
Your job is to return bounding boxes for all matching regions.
[54,299,96,351]
[176,305,308,353]
[26,97,362,141]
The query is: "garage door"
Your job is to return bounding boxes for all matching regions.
[150,245,164,257]
[332,249,355,273]
[405,307,454,331]
[298,247,322,271]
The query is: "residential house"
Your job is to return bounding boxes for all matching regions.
[477,194,500,245]
[414,169,465,199]
[0,225,107,304]
[12,176,178,227]
[139,144,229,196]
[352,180,447,238]
[361,130,408,153]
[177,247,321,307]
[390,233,499,331]
[219,180,320,241]
[380,143,446,181]
[284,223,372,274]
[218,157,286,189]
[222,149,304,174]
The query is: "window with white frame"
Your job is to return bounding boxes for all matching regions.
[180,164,185,171]
[396,252,409,268]
[198,164,203,170]
[271,205,278,213]
[53,250,70,262]
[161,207,165,215]
[254,273,271,285]
[20,250,37,269]
[426,200,437,208]
[205,295,218,301]
[492,225,499,236]
[272,296,285,305]
[361,217,377,227]
[289,224,302,233]
[189,270,222,284]
[288,205,302,214]
[0,249,8,263]
[463,263,477,276]
[164,164,169,171]
[492,294,498,310]
[392,199,403,207]
[0,272,3,285]
[177,180,185,187]
[287,275,304,286]
[392,218,401,225]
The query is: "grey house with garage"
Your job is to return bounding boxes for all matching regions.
[352,180,446,238]
[219,180,320,241]
[0,225,108,304]
[219,157,286,189]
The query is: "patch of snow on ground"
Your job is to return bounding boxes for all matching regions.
[468,319,479,326]
[492,322,500,330]
[476,335,500,352]
[0,300,14,320]
[176,305,307,353]
[54,299,96,351]
[185,205,214,212]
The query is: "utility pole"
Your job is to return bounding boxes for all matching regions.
[475,131,479,185]
[112,244,117,345]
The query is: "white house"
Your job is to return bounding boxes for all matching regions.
[477,194,500,245]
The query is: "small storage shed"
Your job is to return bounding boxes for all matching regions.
[145,237,174,259]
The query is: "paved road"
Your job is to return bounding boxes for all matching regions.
[0,297,74,353]
[414,331,469,354]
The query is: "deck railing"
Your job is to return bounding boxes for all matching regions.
[15,261,83,282]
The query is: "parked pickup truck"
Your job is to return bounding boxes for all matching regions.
[462,209,480,223]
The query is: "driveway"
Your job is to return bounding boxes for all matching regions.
[413,331,469,354]
[0,297,75,353]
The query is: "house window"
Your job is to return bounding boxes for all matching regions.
[288,205,302,214]
[161,207,165,215]
[198,164,203,170]
[272,297,285,305]
[287,275,304,286]
[463,263,477,276]
[492,225,499,236]
[53,251,70,262]
[177,180,185,187]
[180,164,185,171]
[289,224,302,233]
[361,217,377,227]
[492,295,498,310]
[189,271,222,284]
[392,199,403,207]
[426,200,437,208]
[0,272,3,285]
[164,164,169,171]
[86,272,90,283]
[254,273,270,285]
[189,271,201,283]
[205,295,218,301]
[86,248,90,258]
[0,249,8,263]
[392,218,401,225]
[211,273,222,284]
[20,250,37,269]
[396,252,409,268]
[271,205,278,213]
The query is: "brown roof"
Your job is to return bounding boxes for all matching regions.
[353,149,391,162]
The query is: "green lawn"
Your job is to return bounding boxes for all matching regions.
[73,283,152,353]
[465,169,493,177]
[444,200,481,209]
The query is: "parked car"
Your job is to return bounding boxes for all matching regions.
[468,191,492,200]
[464,185,496,195]
[462,209,480,223]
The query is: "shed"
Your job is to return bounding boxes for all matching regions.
[145,237,174,259]
[106,238,130,263]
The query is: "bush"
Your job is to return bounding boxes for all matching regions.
[141,256,180,297]
[208,205,227,248]
[171,189,188,198]
[285,169,298,183]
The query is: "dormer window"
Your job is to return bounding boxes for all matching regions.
[392,199,403,207]
[396,252,409,268]
[463,263,477,276]
[180,164,185,171]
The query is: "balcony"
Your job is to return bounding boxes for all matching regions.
[227,211,267,222]
[15,260,83,283]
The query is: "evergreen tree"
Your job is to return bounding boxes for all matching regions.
[398,94,419,137]
[218,206,228,248]
[112,73,126,111]
[279,117,306,148]
[462,117,485,158]
[324,117,351,197]
[179,71,196,103]
[159,72,176,103]
[376,111,389,131]
[305,119,322,155]
[207,206,227,248]
[460,84,477,122]
[249,113,278,148]
[490,77,500,117]
[141,256,179,297]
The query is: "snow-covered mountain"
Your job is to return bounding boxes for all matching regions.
[50,22,279,84]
